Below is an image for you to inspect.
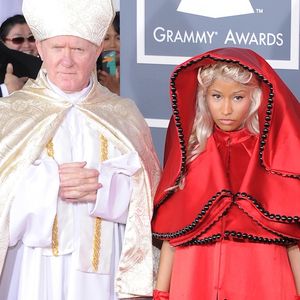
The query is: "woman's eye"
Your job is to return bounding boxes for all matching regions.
[212,94,221,99]
[234,95,244,101]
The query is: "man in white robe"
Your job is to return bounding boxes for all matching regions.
[0,0,161,299]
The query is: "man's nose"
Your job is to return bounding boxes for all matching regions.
[62,50,73,66]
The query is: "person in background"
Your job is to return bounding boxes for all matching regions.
[0,0,160,299]
[152,47,300,300]
[0,14,39,96]
[97,11,120,95]
[0,14,38,56]
[0,41,41,96]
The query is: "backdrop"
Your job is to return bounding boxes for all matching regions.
[120,0,300,162]
[0,0,23,24]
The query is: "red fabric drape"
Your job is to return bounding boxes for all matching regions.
[152,48,300,246]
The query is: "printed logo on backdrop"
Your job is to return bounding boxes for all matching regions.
[177,0,255,18]
[136,0,300,70]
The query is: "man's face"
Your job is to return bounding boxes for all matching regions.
[37,36,102,93]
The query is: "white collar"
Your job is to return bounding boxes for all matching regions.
[47,76,93,104]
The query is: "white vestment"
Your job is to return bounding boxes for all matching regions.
[0,80,143,300]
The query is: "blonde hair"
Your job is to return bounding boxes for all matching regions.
[188,62,262,161]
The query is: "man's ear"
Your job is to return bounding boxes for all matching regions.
[36,41,43,60]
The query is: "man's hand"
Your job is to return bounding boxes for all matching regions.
[4,63,28,94]
[59,162,102,203]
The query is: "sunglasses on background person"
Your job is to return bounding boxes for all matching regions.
[4,35,35,45]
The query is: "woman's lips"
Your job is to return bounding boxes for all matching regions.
[218,119,235,125]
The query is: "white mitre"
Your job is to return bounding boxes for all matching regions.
[22,0,114,45]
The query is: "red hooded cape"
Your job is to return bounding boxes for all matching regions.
[152,48,300,246]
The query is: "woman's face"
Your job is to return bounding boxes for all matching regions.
[206,78,253,131]
[102,24,120,63]
[3,23,38,56]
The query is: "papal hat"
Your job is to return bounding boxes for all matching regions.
[22,0,114,46]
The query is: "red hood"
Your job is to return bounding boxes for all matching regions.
[154,47,300,209]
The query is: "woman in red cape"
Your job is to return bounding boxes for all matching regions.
[152,48,300,300]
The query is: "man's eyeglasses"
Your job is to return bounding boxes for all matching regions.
[4,35,35,45]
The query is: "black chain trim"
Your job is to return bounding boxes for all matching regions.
[153,189,233,239]
[237,192,300,223]
[180,231,297,247]
[153,191,300,240]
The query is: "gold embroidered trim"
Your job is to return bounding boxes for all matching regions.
[92,134,108,272]
[52,215,59,256]
[46,139,59,256]
[100,134,108,162]
[46,140,54,158]
[92,217,102,271]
